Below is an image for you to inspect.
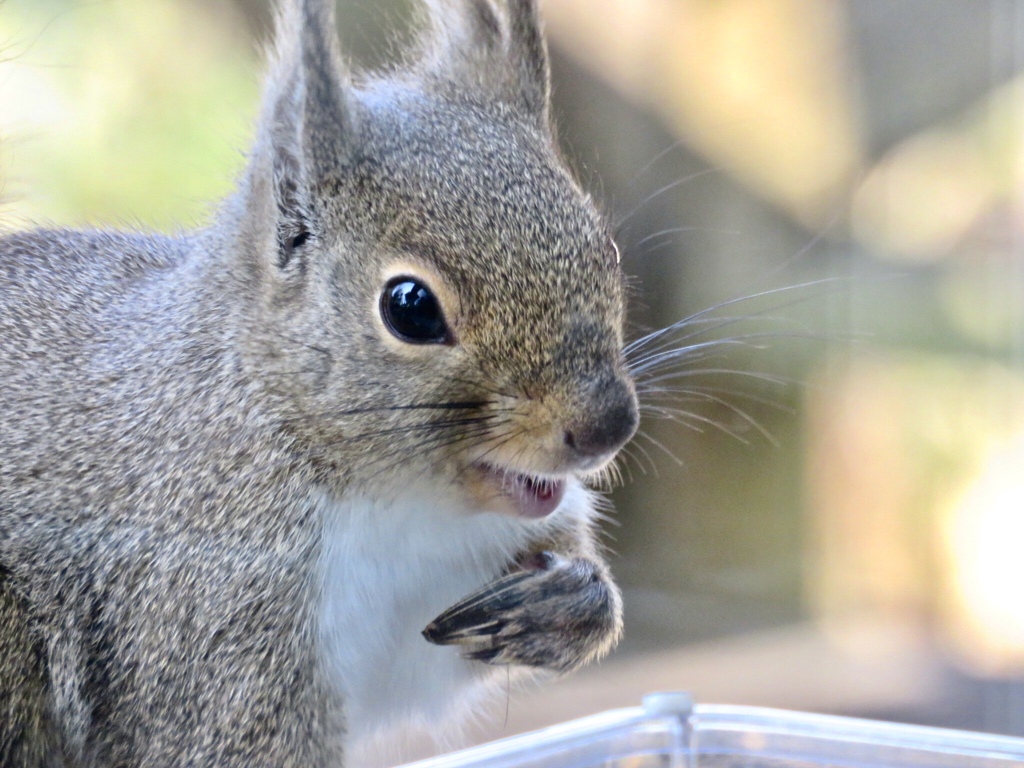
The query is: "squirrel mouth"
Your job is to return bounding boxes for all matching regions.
[475,464,566,519]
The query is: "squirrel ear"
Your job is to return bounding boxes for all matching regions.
[244,0,355,271]
[504,0,551,118]
[422,0,551,122]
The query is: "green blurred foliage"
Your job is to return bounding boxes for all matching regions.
[0,0,259,230]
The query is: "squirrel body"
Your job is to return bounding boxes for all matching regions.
[317,480,598,752]
[0,1,639,766]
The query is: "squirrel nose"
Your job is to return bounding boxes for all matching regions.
[563,377,639,461]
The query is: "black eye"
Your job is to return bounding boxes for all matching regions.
[380,277,451,344]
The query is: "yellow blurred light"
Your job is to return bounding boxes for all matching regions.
[542,0,861,225]
[851,130,993,263]
[851,74,1024,264]
[942,434,1024,675]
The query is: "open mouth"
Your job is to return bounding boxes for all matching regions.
[475,464,567,519]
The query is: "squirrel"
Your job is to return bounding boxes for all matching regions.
[0,0,640,765]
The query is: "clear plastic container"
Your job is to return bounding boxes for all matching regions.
[400,693,1024,768]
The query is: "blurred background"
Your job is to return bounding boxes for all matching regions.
[2,0,1024,759]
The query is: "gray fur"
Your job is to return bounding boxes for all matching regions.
[0,0,638,765]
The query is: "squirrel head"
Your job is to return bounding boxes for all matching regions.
[234,0,638,514]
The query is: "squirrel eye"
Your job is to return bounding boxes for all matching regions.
[380,277,451,345]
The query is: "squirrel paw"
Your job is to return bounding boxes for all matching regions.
[422,553,621,673]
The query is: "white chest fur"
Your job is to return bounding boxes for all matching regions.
[316,480,594,763]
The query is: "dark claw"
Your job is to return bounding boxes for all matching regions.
[422,617,504,644]
[464,647,502,664]
[422,555,621,672]
[422,570,534,645]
